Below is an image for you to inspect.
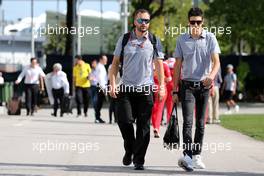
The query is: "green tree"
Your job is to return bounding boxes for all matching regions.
[105,22,122,53]
[150,0,194,56]
[236,61,250,92]
[205,0,264,54]
[44,32,66,55]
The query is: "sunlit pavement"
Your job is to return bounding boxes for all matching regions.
[0,105,263,176]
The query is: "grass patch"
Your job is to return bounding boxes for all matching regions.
[220,114,264,141]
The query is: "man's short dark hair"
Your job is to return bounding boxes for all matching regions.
[75,55,82,60]
[188,7,203,20]
[133,9,150,19]
[30,57,37,63]
[99,54,106,60]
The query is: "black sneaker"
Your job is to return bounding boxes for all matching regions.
[122,153,132,166]
[99,119,105,123]
[134,164,144,170]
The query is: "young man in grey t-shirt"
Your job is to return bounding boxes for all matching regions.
[172,8,220,171]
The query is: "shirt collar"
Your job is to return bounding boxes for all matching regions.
[131,30,148,40]
[188,29,206,39]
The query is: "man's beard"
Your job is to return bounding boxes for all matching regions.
[137,26,148,33]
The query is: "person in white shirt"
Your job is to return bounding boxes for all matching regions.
[0,72,4,85]
[89,59,99,118]
[108,64,120,124]
[15,58,45,116]
[0,72,4,106]
[95,55,108,123]
[47,63,69,117]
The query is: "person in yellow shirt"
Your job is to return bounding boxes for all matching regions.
[73,55,92,117]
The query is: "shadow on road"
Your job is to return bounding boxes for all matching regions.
[0,163,263,176]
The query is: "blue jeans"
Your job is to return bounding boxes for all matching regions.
[90,85,98,112]
[180,82,210,157]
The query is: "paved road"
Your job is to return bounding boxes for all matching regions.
[0,107,263,176]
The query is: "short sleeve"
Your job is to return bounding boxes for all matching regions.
[174,37,183,60]
[224,75,227,82]
[154,38,164,59]
[232,74,237,81]
[87,64,92,74]
[113,35,124,57]
[210,34,221,54]
[39,67,45,77]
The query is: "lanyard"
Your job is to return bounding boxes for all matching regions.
[129,33,147,48]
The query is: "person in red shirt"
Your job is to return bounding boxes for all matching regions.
[151,62,172,138]
[164,58,175,123]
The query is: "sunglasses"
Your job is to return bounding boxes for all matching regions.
[136,18,150,24]
[189,20,202,25]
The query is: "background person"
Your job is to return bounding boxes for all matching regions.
[164,59,174,123]
[151,62,171,138]
[221,64,239,114]
[0,72,4,106]
[73,55,92,117]
[15,58,45,116]
[208,69,222,124]
[108,64,120,124]
[89,59,99,118]
[95,55,108,123]
[46,63,69,117]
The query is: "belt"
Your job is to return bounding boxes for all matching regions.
[52,87,63,90]
[182,80,203,88]
[182,80,212,90]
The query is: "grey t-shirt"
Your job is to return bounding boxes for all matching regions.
[174,30,221,81]
[113,31,164,86]
[224,73,237,91]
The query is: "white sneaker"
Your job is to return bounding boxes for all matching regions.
[213,119,221,124]
[178,155,193,172]
[235,105,239,112]
[224,110,232,114]
[193,155,206,169]
[207,118,213,124]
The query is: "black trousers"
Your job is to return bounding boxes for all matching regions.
[95,89,105,120]
[180,82,210,157]
[25,84,39,114]
[90,85,98,113]
[52,88,64,116]
[109,96,116,123]
[115,89,154,165]
[75,87,90,115]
